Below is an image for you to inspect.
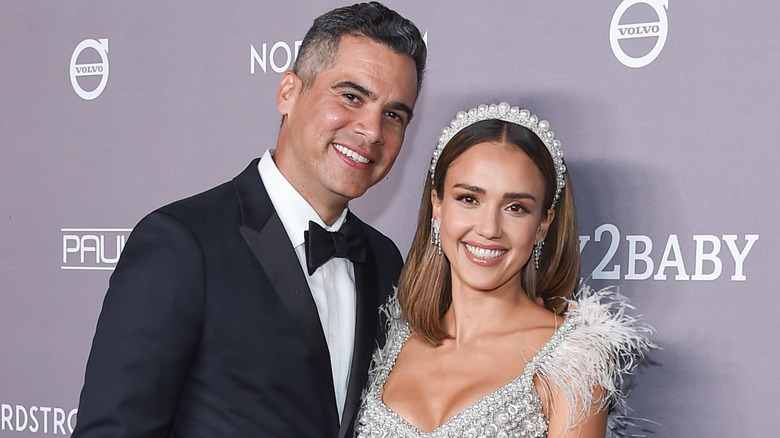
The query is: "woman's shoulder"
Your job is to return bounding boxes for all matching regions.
[555,286,654,366]
[539,285,655,379]
[535,285,656,434]
[365,292,410,387]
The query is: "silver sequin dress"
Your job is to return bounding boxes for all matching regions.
[355,288,653,438]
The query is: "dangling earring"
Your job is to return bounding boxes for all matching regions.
[534,237,545,269]
[430,218,442,255]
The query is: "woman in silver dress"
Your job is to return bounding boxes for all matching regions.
[355,103,652,438]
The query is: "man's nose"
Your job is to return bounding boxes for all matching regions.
[355,109,385,146]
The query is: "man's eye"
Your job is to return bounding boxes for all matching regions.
[386,111,405,124]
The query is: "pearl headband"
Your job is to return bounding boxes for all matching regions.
[430,102,567,209]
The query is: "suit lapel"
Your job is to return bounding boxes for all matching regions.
[339,216,380,438]
[234,162,379,435]
[233,161,336,406]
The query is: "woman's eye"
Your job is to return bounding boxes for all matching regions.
[508,203,530,214]
[456,195,477,204]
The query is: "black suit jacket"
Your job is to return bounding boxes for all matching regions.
[73,159,403,437]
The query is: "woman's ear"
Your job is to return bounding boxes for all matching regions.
[431,189,442,222]
[537,208,556,240]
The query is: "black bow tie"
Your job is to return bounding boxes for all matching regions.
[304,216,368,275]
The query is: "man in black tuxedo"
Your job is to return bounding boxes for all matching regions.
[71,3,426,437]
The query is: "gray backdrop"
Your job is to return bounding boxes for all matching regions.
[2,1,777,436]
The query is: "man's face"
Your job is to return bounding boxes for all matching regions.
[275,34,418,222]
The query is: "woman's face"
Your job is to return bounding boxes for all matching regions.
[432,141,554,296]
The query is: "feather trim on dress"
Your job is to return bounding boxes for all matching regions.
[363,288,406,400]
[535,285,656,437]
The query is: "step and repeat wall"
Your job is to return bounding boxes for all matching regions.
[1,1,776,436]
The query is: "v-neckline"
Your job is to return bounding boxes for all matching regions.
[375,316,579,435]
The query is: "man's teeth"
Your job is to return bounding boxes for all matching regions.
[465,244,506,259]
[334,144,370,164]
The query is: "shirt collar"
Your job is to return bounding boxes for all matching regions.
[257,149,348,248]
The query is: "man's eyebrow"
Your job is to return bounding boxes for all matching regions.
[334,81,375,99]
[333,81,414,122]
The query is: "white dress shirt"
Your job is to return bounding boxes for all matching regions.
[257,149,356,420]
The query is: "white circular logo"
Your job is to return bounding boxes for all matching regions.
[610,0,668,68]
[70,38,109,100]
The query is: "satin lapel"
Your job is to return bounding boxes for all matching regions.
[339,223,379,438]
[234,161,335,404]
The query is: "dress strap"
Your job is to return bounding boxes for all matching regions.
[519,315,581,386]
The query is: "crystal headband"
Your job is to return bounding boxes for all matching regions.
[430,102,567,209]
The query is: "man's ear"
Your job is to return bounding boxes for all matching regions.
[277,70,300,115]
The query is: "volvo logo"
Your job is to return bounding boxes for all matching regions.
[610,0,669,68]
[70,38,110,100]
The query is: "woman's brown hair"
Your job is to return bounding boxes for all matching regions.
[398,119,580,345]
